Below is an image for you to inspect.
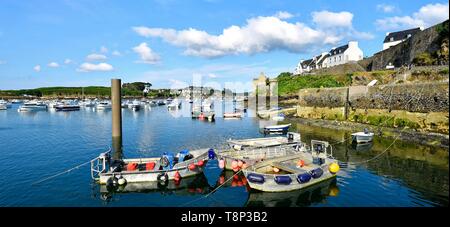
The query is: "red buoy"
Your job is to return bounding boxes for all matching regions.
[197,160,205,167]
[127,163,138,171]
[174,171,181,181]
[146,162,155,171]
[188,163,196,171]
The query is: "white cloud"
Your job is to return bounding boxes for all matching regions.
[112,50,122,56]
[375,3,449,30]
[312,11,354,28]
[64,59,73,64]
[132,42,161,64]
[100,46,108,53]
[86,53,108,62]
[274,11,294,19]
[133,11,370,58]
[77,62,114,72]
[34,65,41,72]
[376,4,396,13]
[0,60,6,65]
[48,62,59,68]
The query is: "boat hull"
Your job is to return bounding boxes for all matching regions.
[351,133,374,143]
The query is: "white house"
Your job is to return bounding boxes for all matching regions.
[294,41,363,75]
[325,41,363,68]
[383,27,422,50]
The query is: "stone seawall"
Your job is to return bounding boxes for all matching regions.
[297,81,449,134]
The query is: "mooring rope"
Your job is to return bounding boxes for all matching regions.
[31,158,96,185]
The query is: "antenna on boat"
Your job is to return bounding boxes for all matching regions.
[111,78,123,161]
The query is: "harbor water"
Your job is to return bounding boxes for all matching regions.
[0,101,448,207]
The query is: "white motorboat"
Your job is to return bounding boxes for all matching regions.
[55,101,80,111]
[223,112,242,119]
[128,100,141,111]
[11,99,22,104]
[0,104,6,110]
[0,100,11,108]
[18,100,48,112]
[351,129,374,143]
[80,99,96,107]
[167,98,181,109]
[272,113,285,121]
[96,101,112,110]
[227,132,302,150]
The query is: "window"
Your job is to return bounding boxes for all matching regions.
[390,37,394,42]
[334,57,336,62]
[339,56,341,61]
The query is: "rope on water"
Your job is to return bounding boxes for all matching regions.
[178,169,244,207]
[31,157,98,186]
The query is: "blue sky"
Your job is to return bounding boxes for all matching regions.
[0,0,448,90]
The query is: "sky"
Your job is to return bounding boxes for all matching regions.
[0,0,448,91]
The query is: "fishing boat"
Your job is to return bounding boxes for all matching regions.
[96,101,112,110]
[263,124,291,134]
[242,140,340,192]
[55,102,80,111]
[351,129,374,143]
[227,132,301,150]
[148,100,158,107]
[91,148,215,186]
[217,143,307,172]
[157,100,166,106]
[223,112,242,119]
[18,100,48,112]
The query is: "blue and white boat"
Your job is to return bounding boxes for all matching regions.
[263,124,291,134]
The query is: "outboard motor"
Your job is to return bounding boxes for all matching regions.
[287,132,301,142]
[364,128,369,134]
[160,152,175,170]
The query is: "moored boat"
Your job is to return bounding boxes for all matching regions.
[18,101,48,112]
[227,132,301,150]
[55,102,81,111]
[263,124,291,134]
[217,143,307,172]
[223,112,242,119]
[242,140,340,192]
[0,100,12,108]
[96,101,112,110]
[91,148,215,186]
[351,129,374,143]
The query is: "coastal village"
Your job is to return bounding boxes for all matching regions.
[0,2,448,210]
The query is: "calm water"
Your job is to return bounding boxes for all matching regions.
[0,101,448,207]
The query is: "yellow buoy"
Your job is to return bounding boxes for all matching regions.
[329,163,340,174]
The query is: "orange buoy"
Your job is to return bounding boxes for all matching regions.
[242,177,247,185]
[218,159,226,169]
[237,160,244,167]
[242,162,248,169]
[232,167,239,172]
[219,176,225,184]
[237,181,243,187]
[273,167,280,173]
[231,180,237,187]
[127,163,138,171]
[174,171,181,181]
[146,162,155,170]
[231,160,238,169]
[197,160,205,167]
[188,163,196,171]
[297,160,305,167]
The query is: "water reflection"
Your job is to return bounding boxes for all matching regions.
[95,173,213,204]
[245,178,339,207]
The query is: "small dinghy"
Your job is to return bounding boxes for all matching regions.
[351,128,374,143]
[192,111,215,122]
[228,132,301,150]
[242,140,340,192]
[263,124,291,134]
[91,148,215,187]
[223,112,242,119]
[217,142,307,172]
